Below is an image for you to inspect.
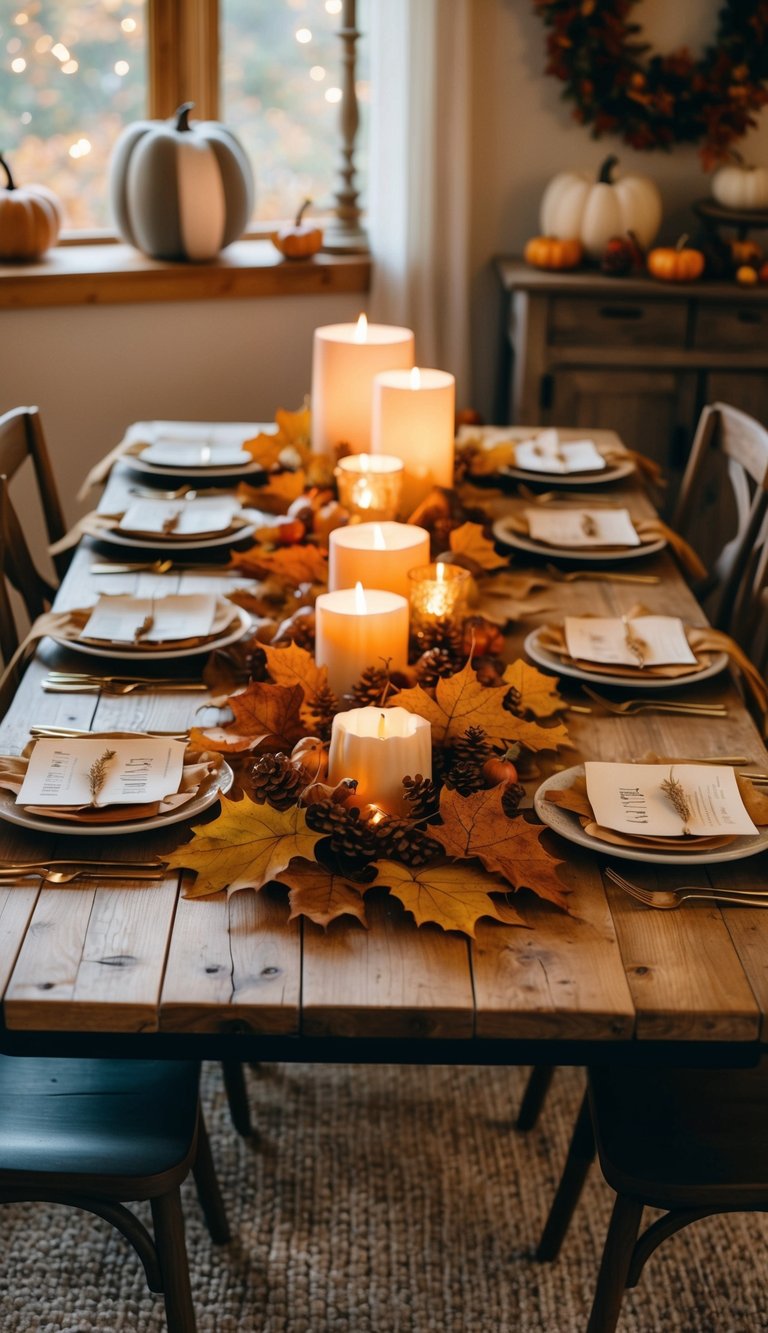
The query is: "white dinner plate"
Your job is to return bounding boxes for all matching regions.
[49,605,251,662]
[0,762,233,838]
[492,515,666,564]
[92,520,257,553]
[140,444,252,468]
[127,452,267,481]
[500,457,636,487]
[524,627,730,691]
[535,765,768,866]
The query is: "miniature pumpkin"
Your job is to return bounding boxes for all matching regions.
[540,155,662,261]
[0,153,63,260]
[109,102,253,261]
[523,235,583,270]
[291,736,329,784]
[736,264,759,286]
[647,236,705,283]
[272,199,323,259]
[482,746,520,788]
[712,160,768,211]
[730,237,763,267]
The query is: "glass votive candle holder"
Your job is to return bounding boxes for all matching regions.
[408,561,471,629]
[335,453,404,522]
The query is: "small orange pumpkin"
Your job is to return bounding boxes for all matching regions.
[291,736,329,783]
[524,235,583,270]
[647,235,705,283]
[731,237,763,267]
[0,153,63,260]
[272,198,323,259]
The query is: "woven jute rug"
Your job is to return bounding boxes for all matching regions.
[0,1061,766,1332]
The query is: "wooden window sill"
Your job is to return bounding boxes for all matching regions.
[0,240,372,309]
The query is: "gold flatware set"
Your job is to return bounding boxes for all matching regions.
[0,860,168,884]
[43,672,207,694]
[605,867,768,911]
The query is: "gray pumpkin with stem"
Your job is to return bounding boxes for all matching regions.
[109,102,254,262]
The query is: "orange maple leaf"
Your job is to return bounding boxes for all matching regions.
[275,404,311,446]
[373,859,525,937]
[241,430,285,469]
[242,469,307,514]
[230,542,328,585]
[391,661,570,751]
[449,521,507,570]
[227,680,308,750]
[262,640,329,699]
[431,785,571,911]
[503,659,567,719]
[275,858,368,928]
[167,795,320,898]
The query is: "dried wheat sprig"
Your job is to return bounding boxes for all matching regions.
[88,748,116,805]
[161,511,181,534]
[622,616,647,667]
[581,513,599,538]
[660,768,692,834]
[134,613,155,642]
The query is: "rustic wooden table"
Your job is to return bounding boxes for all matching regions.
[1,438,766,1069]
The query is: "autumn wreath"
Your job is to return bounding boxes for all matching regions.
[534,0,768,166]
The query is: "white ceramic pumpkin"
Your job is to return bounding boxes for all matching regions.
[711,161,768,211]
[539,155,662,261]
[109,103,254,262]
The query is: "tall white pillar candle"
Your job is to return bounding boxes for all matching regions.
[315,583,409,698]
[371,367,456,514]
[328,520,430,598]
[311,315,415,456]
[328,706,432,815]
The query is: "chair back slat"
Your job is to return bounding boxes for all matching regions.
[0,406,70,579]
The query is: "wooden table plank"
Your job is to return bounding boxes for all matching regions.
[301,892,476,1039]
[160,885,301,1034]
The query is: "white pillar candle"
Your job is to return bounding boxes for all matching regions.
[328,520,430,598]
[371,366,456,514]
[335,452,404,522]
[315,582,409,698]
[328,705,432,815]
[311,315,415,456]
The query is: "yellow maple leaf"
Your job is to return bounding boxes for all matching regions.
[231,541,328,586]
[503,659,567,719]
[466,441,517,476]
[431,785,571,911]
[275,858,368,928]
[275,404,311,445]
[373,859,524,937]
[246,469,307,514]
[241,431,285,470]
[391,661,570,751]
[449,521,507,570]
[262,640,329,700]
[168,795,320,898]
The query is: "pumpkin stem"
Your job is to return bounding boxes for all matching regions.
[676,234,690,251]
[174,103,195,132]
[0,154,16,191]
[502,744,521,763]
[598,155,619,184]
[295,198,312,226]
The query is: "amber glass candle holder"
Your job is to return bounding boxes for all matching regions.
[408,561,471,629]
[335,453,404,522]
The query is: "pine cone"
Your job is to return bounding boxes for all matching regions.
[414,647,457,689]
[305,798,378,868]
[303,684,340,741]
[504,684,523,716]
[350,662,392,707]
[452,725,491,764]
[251,752,308,809]
[410,618,465,665]
[372,817,442,867]
[443,725,492,797]
[402,773,439,821]
[501,781,526,817]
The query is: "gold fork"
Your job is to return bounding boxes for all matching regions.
[605,867,768,910]
[582,685,727,716]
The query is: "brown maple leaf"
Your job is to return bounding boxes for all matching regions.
[373,859,525,937]
[275,858,368,928]
[431,785,571,911]
[262,640,329,700]
[503,659,567,719]
[228,680,308,750]
[391,661,570,751]
[449,521,507,570]
[167,795,320,898]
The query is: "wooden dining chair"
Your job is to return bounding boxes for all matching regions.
[0,405,71,580]
[0,1055,229,1333]
[535,1059,768,1333]
[671,401,768,633]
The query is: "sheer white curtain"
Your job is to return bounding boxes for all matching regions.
[367,0,471,401]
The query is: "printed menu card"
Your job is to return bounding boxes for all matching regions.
[525,507,640,547]
[516,430,605,474]
[119,497,240,536]
[584,762,758,838]
[81,594,218,643]
[17,738,187,807]
[564,615,698,668]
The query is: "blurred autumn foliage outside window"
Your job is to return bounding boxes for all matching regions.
[0,0,368,233]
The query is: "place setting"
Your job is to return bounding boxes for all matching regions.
[76,420,273,499]
[457,424,638,488]
[50,494,261,557]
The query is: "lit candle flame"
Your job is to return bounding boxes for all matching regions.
[373,524,386,550]
[409,366,421,390]
[378,712,387,739]
[354,581,367,613]
[354,312,368,343]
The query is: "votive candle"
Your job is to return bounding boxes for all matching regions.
[311,315,415,455]
[315,582,409,698]
[328,520,430,599]
[328,705,432,815]
[409,561,471,627]
[371,366,455,514]
[335,453,404,522]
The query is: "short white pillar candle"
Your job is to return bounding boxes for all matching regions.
[311,315,415,456]
[370,366,455,514]
[328,705,432,815]
[315,583,409,699]
[328,520,430,598]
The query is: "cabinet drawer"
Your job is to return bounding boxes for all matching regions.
[549,296,688,347]
[694,301,768,351]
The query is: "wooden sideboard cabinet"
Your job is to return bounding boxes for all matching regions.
[495,259,768,472]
